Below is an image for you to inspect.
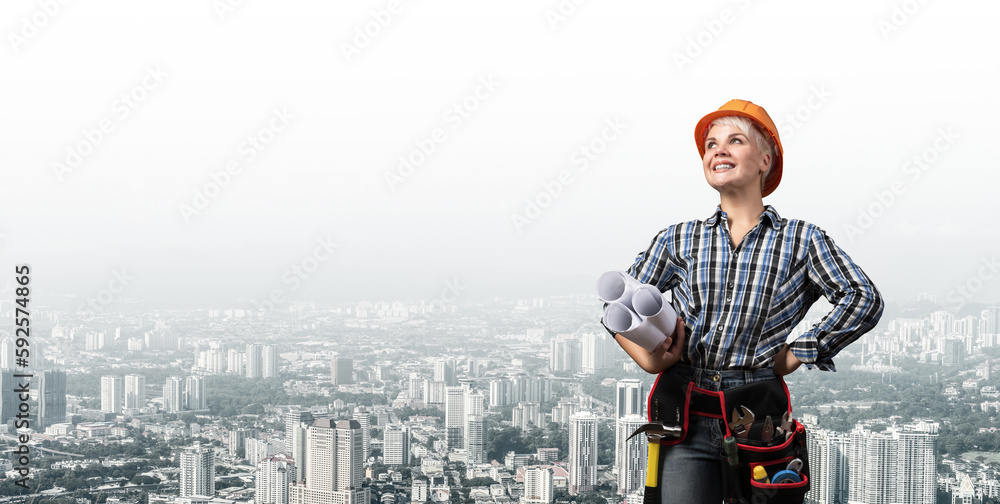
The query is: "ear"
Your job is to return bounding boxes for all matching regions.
[759,153,772,175]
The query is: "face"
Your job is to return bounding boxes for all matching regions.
[702,123,771,197]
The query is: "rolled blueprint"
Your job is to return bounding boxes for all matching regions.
[631,284,677,340]
[603,302,668,353]
[597,270,642,311]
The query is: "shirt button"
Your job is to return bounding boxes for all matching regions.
[717,324,724,331]
[727,297,732,302]
[728,282,734,289]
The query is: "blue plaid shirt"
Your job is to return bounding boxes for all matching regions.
[617,205,883,371]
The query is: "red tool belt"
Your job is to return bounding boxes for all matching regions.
[647,371,810,504]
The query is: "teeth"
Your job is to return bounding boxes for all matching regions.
[715,164,733,171]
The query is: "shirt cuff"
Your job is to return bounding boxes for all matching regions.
[788,334,837,372]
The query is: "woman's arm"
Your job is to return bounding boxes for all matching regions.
[613,317,687,374]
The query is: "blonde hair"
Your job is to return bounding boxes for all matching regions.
[706,116,776,193]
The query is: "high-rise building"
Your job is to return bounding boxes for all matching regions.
[616,415,646,496]
[423,380,446,405]
[228,348,244,374]
[581,332,615,374]
[847,421,938,504]
[354,408,371,460]
[384,425,410,466]
[256,453,294,504]
[412,479,429,503]
[246,438,274,466]
[804,427,850,504]
[408,373,423,401]
[101,375,123,414]
[263,345,279,378]
[186,376,207,411]
[466,415,486,464]
[124,374,145,409]
[489,378,512,408]
[332,357,354,385]
[523,466,554,504]
[551,401,578,426]
[549,335,580,373]
[164,377,183,413]
[246,344,263,379]
[568,411,598,495]
[284,409,314,481]
[36,369,67,428]
[0,369,19,424]
[615,379,644,419]
[434,359,457,386]
[180,444,215,498]
[229,428,258,458]
[289,419,369,504]
[0,338,13,369]
[445,386,465,450]
[513,402,541,431]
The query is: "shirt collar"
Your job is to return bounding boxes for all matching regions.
[705,205,782,230]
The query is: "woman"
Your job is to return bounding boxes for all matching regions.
[607,99,884,502]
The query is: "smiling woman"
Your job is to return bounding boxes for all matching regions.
[602,99,884,504]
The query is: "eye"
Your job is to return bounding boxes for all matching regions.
[731,137,743,144]
[706,141,716,149]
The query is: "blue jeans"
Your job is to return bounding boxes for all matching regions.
[657,365,778,504]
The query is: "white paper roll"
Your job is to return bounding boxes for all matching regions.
[597,270,642,311]
[603,302,668,353]
[631,284,677,339]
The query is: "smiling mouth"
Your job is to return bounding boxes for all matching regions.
[713,163,734,172]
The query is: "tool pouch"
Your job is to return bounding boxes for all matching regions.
[646,372,693,445]
[719,377,810,504]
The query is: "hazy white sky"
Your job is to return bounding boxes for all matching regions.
[1,0,997,309]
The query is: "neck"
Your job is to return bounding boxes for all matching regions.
[719,194,766,226]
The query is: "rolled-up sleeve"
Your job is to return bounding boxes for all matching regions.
[788,228,884,371]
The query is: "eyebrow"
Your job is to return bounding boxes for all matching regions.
[705,132,748,143]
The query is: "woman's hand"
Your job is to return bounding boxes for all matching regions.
[772,344,802,377]
[614,317,687,374]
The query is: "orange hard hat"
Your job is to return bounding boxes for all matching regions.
[695,99,783,198]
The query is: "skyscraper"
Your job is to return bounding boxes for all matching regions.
[164,377,183,413]
[124,374,145,409]
[0,369,19,424]
[101,375,123,414]
[804,427,850,504]
[0,338,13,369]
[568,411,598,495]
[246,344,263,378]
[549,335,581,373]
[434,359,457,386]
[847,421,938,504]
[616,414,646,496]
[36,369,67,428]
[523,466,554,504]
[284,409,314,481]
[615,379,644,419]
[289,419,369,504]
[384,425,410,466]
[263,344,279,378]
[581,332,614,374]
[256,453,294,504]
[186,376,207,411]
[180,444,215,498]
[353,408,371,460]
[445,386,465,450]
[466,415,486,464]
[332,357,354,385]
